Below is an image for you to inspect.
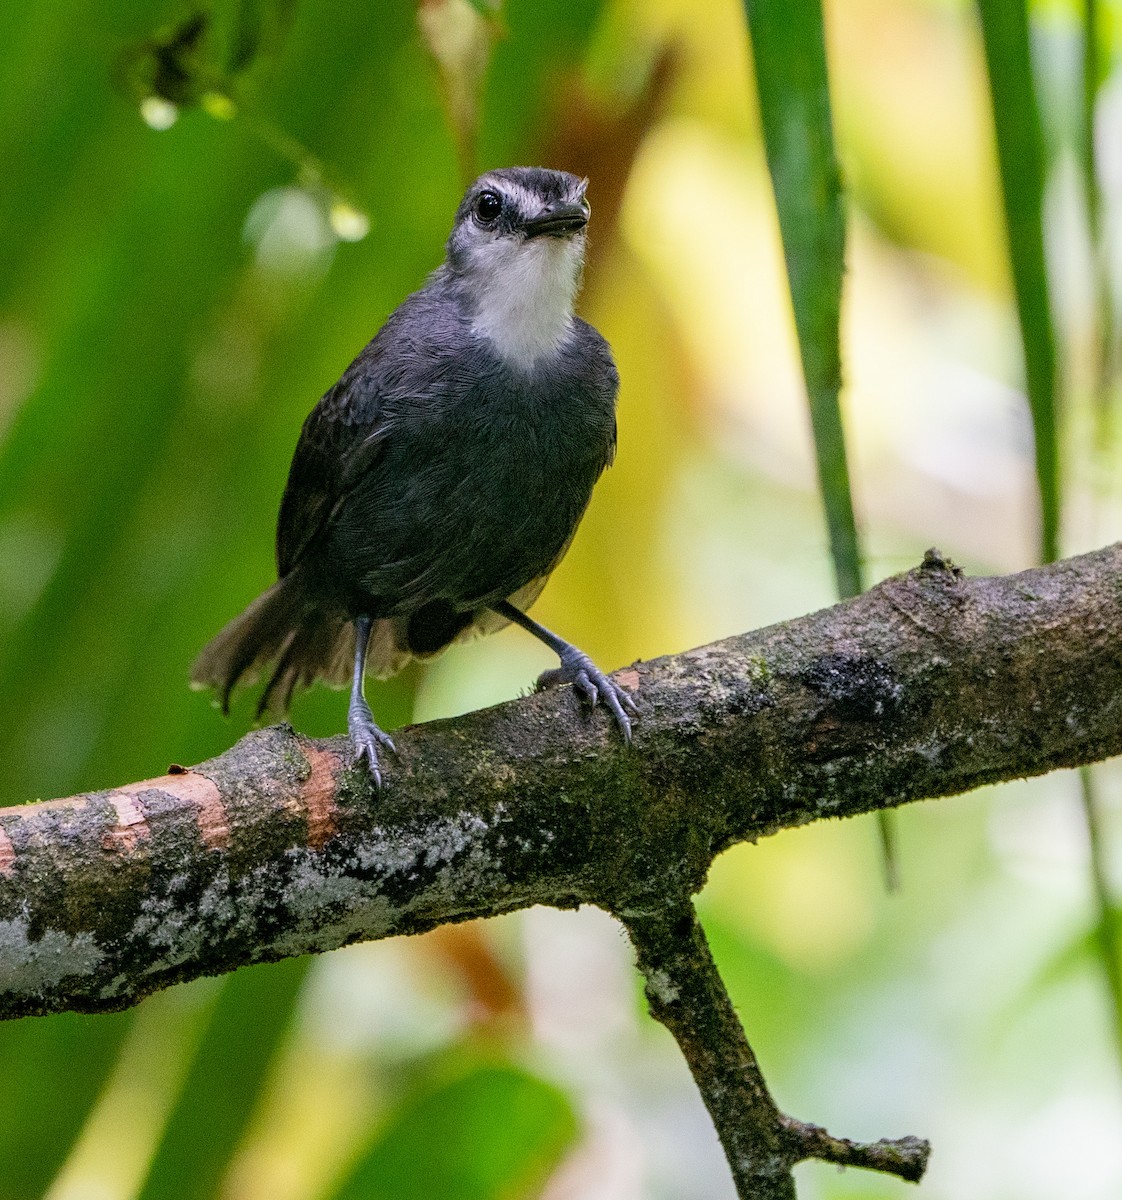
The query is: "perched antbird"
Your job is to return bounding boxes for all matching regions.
[192,166,636,783]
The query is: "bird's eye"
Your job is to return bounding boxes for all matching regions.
[474,190,502,223]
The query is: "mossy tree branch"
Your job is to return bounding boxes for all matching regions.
[5,544,1122,1195]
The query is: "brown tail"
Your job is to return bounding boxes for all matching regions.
[192,573,554,717]
[191,575,354,717]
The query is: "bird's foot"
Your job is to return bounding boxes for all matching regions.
[348,697,397,788]
[537,648,638,743]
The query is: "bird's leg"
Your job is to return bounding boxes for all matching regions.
[348,615,397,786]
[491,600,638,742]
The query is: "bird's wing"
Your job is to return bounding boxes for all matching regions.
[276,349,392,577]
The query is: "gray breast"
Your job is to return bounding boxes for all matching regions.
[327,322,618,613]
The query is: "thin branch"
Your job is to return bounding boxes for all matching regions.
[781,1120,929,1181]
[622,902,929,1196]
[623,901,796,1198]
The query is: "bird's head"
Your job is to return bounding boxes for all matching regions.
[445,167,592,369]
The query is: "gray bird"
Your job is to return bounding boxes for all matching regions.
[192,166,636,783]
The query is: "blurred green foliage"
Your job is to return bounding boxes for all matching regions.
[0,1010,133,1200]
[2,0,1122,1198]
[327,1062,576,1200]
[136,958,311,1200]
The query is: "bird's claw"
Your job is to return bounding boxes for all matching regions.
[537,651,638,743]
[348,699,397,788]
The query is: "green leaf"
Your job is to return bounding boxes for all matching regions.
[742,0,861,601]
[975,0,1060,564]
[0,1010,133,1200]
[1080,0,1117,418]
[743,0,900,883]
[328,1062,578,1200]
[1031,906,1122,992]
[134,957,310,1200]
[0,0,436,802]
[1015,777,1122,1064]
[418,0,497,184]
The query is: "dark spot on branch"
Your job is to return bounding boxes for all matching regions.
[800,655,913,763]
[698,681,775,723]
[802,654,902,720]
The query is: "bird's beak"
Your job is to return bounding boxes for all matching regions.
[522,202,589,239]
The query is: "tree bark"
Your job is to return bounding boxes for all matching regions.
[4,544,1122,1193]
[624,903,928,1195]
[6,542,1122,1015]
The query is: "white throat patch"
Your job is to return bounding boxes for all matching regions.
[467,234,584,370]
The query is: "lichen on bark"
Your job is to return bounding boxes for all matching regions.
[4,544,1122,1196]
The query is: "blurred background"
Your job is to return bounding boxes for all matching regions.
[2,0,1122,1196]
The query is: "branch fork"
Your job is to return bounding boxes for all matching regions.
[623,903,929,1198]
[7,544,1122,1194]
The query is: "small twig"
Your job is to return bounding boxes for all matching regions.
[620,902,929,1197]
[781,1119,930,1182]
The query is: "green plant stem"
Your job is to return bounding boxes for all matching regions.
[1079,766,1122,1065]
[742,0,898,886]
[975,0,1060,563]
[742,0,860,600]
[1081,0,1118,428]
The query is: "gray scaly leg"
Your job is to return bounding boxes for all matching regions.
[348,615,397,786]
[492,600,638,742]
